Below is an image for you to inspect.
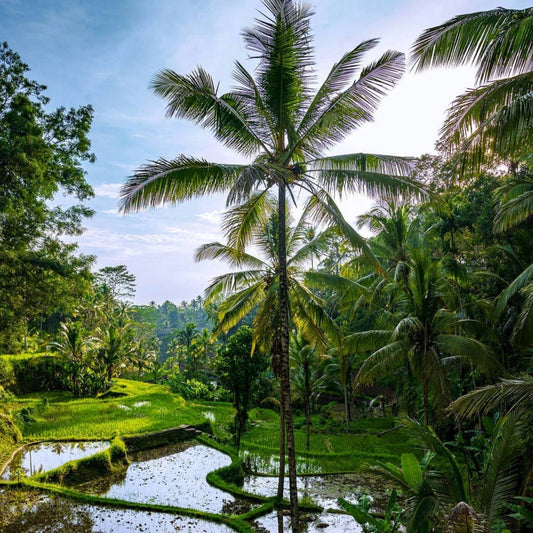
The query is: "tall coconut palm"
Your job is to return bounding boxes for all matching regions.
[120,1,426,525]
[411,7,533,171]
[198,200,338,504]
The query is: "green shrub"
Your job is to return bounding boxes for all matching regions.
[0,356,15,389]
[168,373,220,401]
[2,353,63,394]
[215,462,245,487]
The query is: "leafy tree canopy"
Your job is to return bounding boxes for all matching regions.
[0,42,95,351]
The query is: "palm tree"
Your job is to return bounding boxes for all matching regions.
[196,203,337,352]
[374,417,521,532]
[324,333,363,429]
[351,249,498,426]
[49,320,97,395]
[120,1,426,525]
[289,332,327,451]
[411,7,533,171]
[96,306,135,383]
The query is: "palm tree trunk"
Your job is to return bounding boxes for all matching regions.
[305,398,311,452]
[278,181,299,531]
[423,372,429,427]
[277,380,286,500]
[305,362,311,451]
[344,385,350,430]
[423,332,430,427]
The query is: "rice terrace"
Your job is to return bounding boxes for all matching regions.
[1,1,532,532]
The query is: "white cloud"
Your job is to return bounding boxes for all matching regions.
[93,183,123,199]
[197,210,224,225]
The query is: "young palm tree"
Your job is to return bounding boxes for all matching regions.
[289,332,327,451]
[120,1,426,525]
[374,417,520,532]
[411,7,533,170]
[196,202,338,352]
[49,321,97,395]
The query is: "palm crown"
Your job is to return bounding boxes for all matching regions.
[120,0,424,220]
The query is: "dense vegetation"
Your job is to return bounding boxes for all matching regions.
[1,2,533,532]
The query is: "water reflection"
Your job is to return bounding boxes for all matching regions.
[253,510,360,532]
[79,443,237,513]
[2,442,109,480]
[0,489,234,533]
[243,473,382,532]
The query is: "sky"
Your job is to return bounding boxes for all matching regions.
[2,0,530,304]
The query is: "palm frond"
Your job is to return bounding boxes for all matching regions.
[449,376,533,419]
[297,50,405,156]
[290,280,341,348]
[251,279,281,352]
[494,262,533,319]
[411,7,533,82]
[304,271,370,300]
[440,73,533,167]
[242,0,315,135]
[310,153,428,201]
[203,270,265,302]
[232,60,276,143]
[305,189,383,274]
[225,163,271,206]
[478,415,520,524]
[345,329,393,353]
[214,281,265,334]
[119,156,246,212]
[494,174,533,232]
[151,67,270,155]
[512,283,533,346]
[295,39,379,151]
[194,242,266,269]
[403,418,469,504]
[436,334,501,375]
[222,191,277,252]
[356,339,409,385]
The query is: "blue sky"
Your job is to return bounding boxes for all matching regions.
[2,0,530,304]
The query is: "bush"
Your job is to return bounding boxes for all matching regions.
[0,357,15,389]
[167,372,220,401]
[1,353,63,394]
[0,413,22,465]
[58,362,109,397]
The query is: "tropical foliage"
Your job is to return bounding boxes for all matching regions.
[2,2,533,532]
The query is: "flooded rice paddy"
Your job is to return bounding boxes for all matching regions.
[0,488,234,533]
[78,442,240,513]
[1,441,109,480]
[1,440,376,531]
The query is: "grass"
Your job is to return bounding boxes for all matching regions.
[13,380,234,441]
[240,407,414,474]
[5,381,414,474]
